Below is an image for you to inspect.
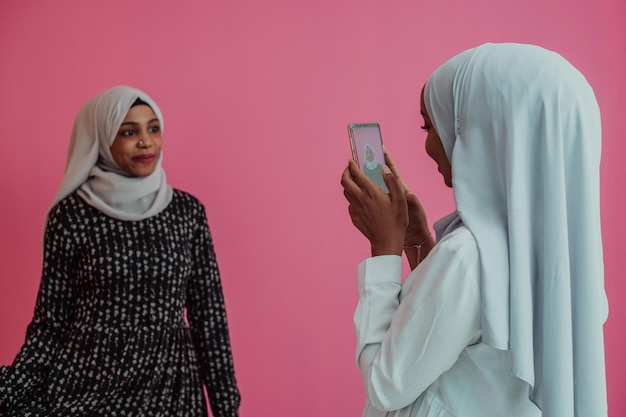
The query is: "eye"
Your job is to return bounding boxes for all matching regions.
[119,129,136,137]
[420,124,431,132]
[149,125,161,133]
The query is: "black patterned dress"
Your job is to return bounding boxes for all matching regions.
[0,190,240,416]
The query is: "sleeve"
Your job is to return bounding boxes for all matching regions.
[186,204,241,417]
[353,227,482,412]
[0,204,77,410]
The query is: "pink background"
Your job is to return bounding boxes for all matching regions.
[0,1,624,415]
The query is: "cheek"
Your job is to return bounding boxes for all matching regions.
[109,141,124,163]
[424,133,436,161]
[153,135,163,151]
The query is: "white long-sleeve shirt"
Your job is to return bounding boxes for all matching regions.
[354,225,541,417]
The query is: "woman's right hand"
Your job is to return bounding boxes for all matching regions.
[384,149,432,246]
[341,158,408,257]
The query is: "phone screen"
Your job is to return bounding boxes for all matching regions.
[348,123,389,193]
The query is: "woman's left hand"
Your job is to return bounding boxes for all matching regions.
[341,159,408,257]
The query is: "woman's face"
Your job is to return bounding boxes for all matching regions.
[110,104,162,177]
[365,146,375,162]
[420,86,452,187]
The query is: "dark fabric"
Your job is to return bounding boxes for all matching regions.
[0,190,240,416]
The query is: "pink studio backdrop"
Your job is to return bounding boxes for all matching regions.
[0,1,624,415]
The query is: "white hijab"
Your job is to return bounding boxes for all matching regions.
[425,43,607,416]
[363,144,380,170]
[50,85,173,221]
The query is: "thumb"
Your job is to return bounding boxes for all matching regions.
[382,165,404,202]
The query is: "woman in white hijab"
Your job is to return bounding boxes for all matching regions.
[0,86,241,416]
[341,43,607,417]
[363,143,389,193]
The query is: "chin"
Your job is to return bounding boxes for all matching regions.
[133,167,157,177]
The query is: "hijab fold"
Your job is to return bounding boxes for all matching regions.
[424,43,607,416]
[50,86,172,221]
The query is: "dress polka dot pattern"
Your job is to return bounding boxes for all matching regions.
[0,190,240,416]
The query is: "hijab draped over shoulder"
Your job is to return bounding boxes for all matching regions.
[50,85,173,221]
[424,43,607,416]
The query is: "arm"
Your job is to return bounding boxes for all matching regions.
[382,150,435,270]
[0,203,77,410]
[354,227,481,411]
[186,205,240,417]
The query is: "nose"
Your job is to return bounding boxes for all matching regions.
[137,129,152,147]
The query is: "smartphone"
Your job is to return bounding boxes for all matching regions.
[347,122,389,193]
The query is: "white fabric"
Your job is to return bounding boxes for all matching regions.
[424,43,607,415]
[50,85,173,221]
[355,225,540,417]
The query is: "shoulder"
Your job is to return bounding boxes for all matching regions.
[169,189,210,228]
[44,193,97,245]
[171,189,206,213]
[172,189,203,206]
[46,192,88,227]
[412,225,481,293]
[431,225,479,263]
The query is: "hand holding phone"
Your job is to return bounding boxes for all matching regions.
[347,123,389,193]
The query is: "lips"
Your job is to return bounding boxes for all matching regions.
[133,154,155,164]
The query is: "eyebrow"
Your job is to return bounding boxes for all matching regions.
[420,110,428,117]
[119,118,160,127]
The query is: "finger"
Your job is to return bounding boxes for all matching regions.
[383,148,400,173]
[341,163,365,198]
[383,149,410,192]
[382,165,406,206]
[343,188,360,206]
[347,159,383,197]
[405,191,421,208]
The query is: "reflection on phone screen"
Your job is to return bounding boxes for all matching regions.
[349,123,389,193]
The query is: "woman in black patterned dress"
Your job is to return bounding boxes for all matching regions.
[0,86,241,416]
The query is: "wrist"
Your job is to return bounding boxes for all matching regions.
[403,232,433,269]
[370,242,403,257]
[404,232,432,248]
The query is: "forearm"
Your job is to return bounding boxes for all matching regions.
[188,318,240,416]
[188,206,241,415]
[355,232,481,411]
[0,321,68,408]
